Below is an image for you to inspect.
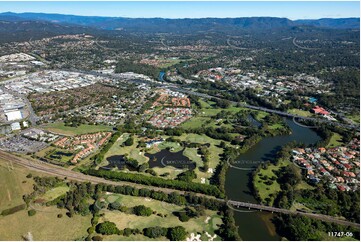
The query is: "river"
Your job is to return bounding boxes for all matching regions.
[225,118,322,241]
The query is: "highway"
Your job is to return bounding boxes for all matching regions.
[168,86,359,130]
[1,150,359,228]
[49,68,359,130]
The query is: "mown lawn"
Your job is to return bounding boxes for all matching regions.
[178,133,221,145]
[179,134,223,183]
[253,111,269,121]
[106,234,167,241]
[268,123,285,130]
[287,108,313,117]
[255,159,315,206]
[326,132,344,148]
[180,116,212,129]
[253,160,288,205]
[98,193,222,241]
[43,122,113,136]
[102,134,148,164]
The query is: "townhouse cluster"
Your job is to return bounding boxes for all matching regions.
[54,132,112,164]
[148,107,192,128]
[147,89,192,128]
[152,89,191,108]
[292,138,360,192]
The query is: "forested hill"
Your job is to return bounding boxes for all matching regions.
[0,12,359,34]
[0,19,115,43]
[295,18,360,29]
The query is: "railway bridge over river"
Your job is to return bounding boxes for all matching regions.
[0,151,359,229]
[227,200,360,228]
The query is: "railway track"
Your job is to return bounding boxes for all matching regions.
[1,151,359,228]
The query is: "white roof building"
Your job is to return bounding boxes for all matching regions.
[10,122,21,131]
[5,110,23,121]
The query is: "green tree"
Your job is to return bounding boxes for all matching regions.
[167,226,187,241]
[143,226,168,238]
[133,205,153,216]
[96,221,120,235]
[27,209,36,216]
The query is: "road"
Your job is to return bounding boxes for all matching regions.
[226,38,247,50]
[292,37,319,50]
[41,68,358,130]
[81,69,357,130]
[1,150,359,228]
[167,86,359,130]
[227,200,360,228]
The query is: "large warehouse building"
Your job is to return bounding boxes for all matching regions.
[5,110,23,121]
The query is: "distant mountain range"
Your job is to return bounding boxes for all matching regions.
[0,12,359,32]
[0,12,359,42]
[0,15,112,43]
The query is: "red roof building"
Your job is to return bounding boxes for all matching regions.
[312,106,330,115]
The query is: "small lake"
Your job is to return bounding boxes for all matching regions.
[101,155,137,171]
[145,149,196,170]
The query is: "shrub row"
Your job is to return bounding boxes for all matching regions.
[83,169,224,198]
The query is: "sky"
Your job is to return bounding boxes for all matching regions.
[0,1,359,20]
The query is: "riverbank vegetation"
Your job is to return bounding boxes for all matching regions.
[273,213,360,241]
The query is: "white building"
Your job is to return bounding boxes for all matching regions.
[5,110,22,121]
[10,122,21,131]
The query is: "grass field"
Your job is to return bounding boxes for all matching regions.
[0,162,36,211]
[254,159,315,205]
[326,132,344,148]
[101,134,148,165]
[98,193,222,241]
[253,111,268,121]
[268,123,285,130]
[0,160,91,241]
[42,122,113,136]
[0,207,91,240]
[253,160,288,205]
[106,234,167,241]
[152,141,183,153]
[158,58,183,68]
[178,134,223,182]
[346,113,360,124]
[178,133,221,145]
[182,99,252,130]
[287,109,313,117]
[37,185,69,202]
